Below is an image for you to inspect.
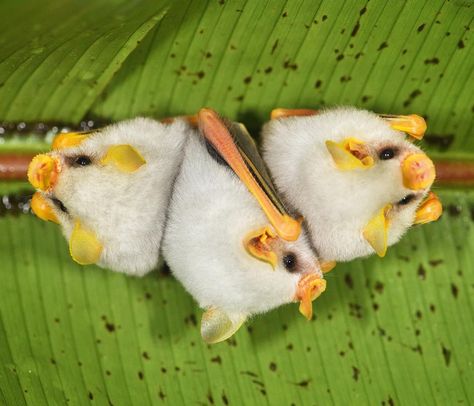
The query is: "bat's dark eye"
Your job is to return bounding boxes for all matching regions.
[75,156,91,166]
[51,198,68,213]
[379,148,395,160]
[398,194,415,206]
[283,253,297,272]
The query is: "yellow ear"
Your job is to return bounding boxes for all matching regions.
[362,204,392,257]
[270,108,319,120]
[200,307,246,344]
[243,227,278,269]
[101,145,146,173]
[326,138,374,170]
[52,132,91,150]
[380,114,427,140]
[69,221,103,265]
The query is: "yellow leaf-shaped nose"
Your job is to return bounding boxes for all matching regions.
[69,221,103,265]
[31,192,59,224]
[402,153,436,190]
[296,275,327,320]
[27,154,60,191]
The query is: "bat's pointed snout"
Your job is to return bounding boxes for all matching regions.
[296,274,326,320]
[401,153,435,191]
[27,154,60,191]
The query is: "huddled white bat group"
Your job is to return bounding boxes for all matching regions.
[27,106,442,343]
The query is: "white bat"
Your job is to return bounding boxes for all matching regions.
[162,109,326,343]
[27,117,191,276]
[262,107,442,265]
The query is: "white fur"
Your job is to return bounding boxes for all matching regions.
[262,107,431,262]
[38,117,191,276]
[162,135,322,319]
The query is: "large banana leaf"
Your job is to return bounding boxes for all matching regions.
[0,0,473,404]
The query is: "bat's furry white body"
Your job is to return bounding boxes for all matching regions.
[262,107,430,262]
[41,118,191,275]
[162,135,321,318]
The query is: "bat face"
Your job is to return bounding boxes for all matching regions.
[162,121,325,344]
[28,118,190,275]
[262,107,440,262]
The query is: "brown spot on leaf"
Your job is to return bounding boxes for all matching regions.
[441,345,451,366]
[142,351,150,360]
[88,392,94,400]
[352,366,360,381]
[243,76,252,84]
[415,310,422,320]
[417,265,426,280]
[344,273,354,289]
[351,22,360,37]
[458,39,465,49]
[378,41,388,51]
[269,362,277,371]
[105,322,115,333]
[448,204,462,217]
[322,15,328,21]
[424,133,454,151]
[314,79,322,89]
[295,379,310,387]
[374,281,384,294]
[283,60,298,70]
[417,23,426,32]
[271,39,279,55]
[451,283,459,298]
[264,66,273,74]
[424,57,439,65]
[429,259,444,267]
[222,392,229,405]
[336,54,344,61]
[282,11,288,17]
[211,355,222,365]
[138,371,144,380]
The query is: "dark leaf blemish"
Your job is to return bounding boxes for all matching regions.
[441,345,451,366]
[417,23,426,32]
[451,283,459,299]
[352,366,360,381]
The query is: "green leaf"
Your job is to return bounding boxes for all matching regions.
[0,0,168,122]
[0,0,473,404]
[0,190,473,404]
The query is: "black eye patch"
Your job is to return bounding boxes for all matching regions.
[398,194,416,206]
[51,197,68,213]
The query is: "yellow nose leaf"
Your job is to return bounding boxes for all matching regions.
[363,204,392,257]
[101,145,146,172]
[402,153,436,190]
[52,132,90,150]
[27,154,60,191]
[297,275,327,320]
[69,221,103,265]
[31,192,59,224]
[326,138,374,170]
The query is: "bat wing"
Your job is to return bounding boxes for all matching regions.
[198,108,301,241]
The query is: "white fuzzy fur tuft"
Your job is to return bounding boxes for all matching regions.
[162,135,321,319]
[39,117,191,276]
[262,106,431,262]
